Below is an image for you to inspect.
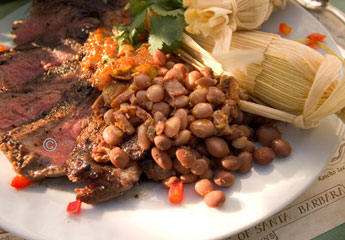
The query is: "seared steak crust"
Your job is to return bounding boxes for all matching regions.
[0,83,99,179]
[66,115,143,204]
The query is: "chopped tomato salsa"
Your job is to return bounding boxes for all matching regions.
[11,176,31,189]
[279,23,292,35]
[169,181,184,204]
[81,27,156,91]
[66,200,82,214]
[307,33,326,42]
[0,44,7,52]
[307,42,318,50]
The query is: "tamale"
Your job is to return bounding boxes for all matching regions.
[181,31,345,129]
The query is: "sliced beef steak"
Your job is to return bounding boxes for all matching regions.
[0,40,80,91]
[66,115,143,204]
[0,60,79,133]
[0,83,99,179]
[12,0,128,45]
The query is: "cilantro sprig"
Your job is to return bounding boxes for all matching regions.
[128,0,186,53]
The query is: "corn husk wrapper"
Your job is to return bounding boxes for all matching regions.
[183,0,286,55]
[180,31,345,129]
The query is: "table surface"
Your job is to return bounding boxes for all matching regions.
[0,1,345,240]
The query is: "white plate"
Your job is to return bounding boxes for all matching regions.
[0,1,344,240]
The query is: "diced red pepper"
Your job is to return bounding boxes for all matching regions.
[307,41,319,50]
[169,181,183,204]
[11,176,31,189]
[279,23,292,35]
[66,200,82,214]
[0,44,7,52]
[307,33,326,42]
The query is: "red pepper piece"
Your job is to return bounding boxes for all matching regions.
[279,23,292,35]
[307,33,326,42]
[0,44,7,52]
[11,176,31,189]
[66,200,82,214]
[307,41,318,50]
[169,181,183,204]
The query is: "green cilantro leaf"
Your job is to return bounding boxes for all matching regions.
[129,9,147,43]
[113,25,130,46]
[130,0,152,15]
[150,4,184,17]
[148,16,186,53]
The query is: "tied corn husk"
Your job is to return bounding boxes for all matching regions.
[180,31,345,129]
[183,0,286,55]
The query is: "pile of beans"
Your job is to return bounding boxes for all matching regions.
[99,49,292,208]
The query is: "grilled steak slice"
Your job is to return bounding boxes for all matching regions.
[0,40,80,91]
[12,0,128,45]
[0,83,99,179]
[0,60,80,133]
[66,115,143,204]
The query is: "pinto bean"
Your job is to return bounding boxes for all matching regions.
[174,130,191,146]
[146,84,165,103]
[176,148,196,169]
[170,95,189,108]
[151,147,173,170]
[164,68,184,82]
[194,179,216,197]
[192,103,213,119]
[154,135,172,151]
[180,173,198,183]
[271,139,291,157]
[225,125,243,141]
[221,155,241,171]
[206,87,225,105]
[174,109,188,130]
[157,67,168,77]
[205,137,230,158]
[134,73,151,90]
[184,71,201,90]
[214,170,235,188]
[196,77,217,87]
[253,147,275,165]
[200,67,214,78]
[241,140,256,153]
[238,125,252,138]
[165,61,175,70]
[138,124,152,150]
[200,168,213,180]
[154,111,167,122]
[191,159,209,175]
[173,63,188,75]
[236,151,253,174]
[164,116,181,138]
[190,119,216,138]
[189,88,208,106]
[256,125,281,147]
[109,147,129,169]
[103,125,123,146]
[104,109,115,125]
[152,102,171,117]
[204,190,226,208]
[153,50,166,65]
[232,136,248,149]
[173,158,190,175]
[162,176,179,188]
[152,76,164,85]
